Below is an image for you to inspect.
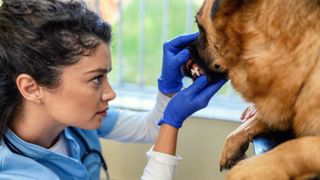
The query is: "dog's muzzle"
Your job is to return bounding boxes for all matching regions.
[181,45,228,83]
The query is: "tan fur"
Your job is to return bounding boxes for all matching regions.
[194,0,320,179]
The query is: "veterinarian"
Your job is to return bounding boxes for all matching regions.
[0,0,226,179]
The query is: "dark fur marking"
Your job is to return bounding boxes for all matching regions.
[211,0,221,17]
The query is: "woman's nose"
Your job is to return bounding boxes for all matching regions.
[101,80,116,102]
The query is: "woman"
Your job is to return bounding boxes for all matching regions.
[0,0,226,179]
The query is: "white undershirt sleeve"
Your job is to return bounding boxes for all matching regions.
[103,91,171,143]
[141,147,182,180]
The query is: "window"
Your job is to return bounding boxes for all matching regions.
[87,0,247,122]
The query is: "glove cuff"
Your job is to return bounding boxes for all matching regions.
[158,78,183,95]
[158,118,182,129]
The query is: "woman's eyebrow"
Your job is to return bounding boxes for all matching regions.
[85,67,112,74]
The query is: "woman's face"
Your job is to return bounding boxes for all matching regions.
[42,43,116,129]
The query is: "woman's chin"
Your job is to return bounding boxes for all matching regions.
[79,118,103,130]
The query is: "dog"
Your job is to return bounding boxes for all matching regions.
[188,0,320,179]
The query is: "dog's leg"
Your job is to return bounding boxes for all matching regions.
[219,113,267,170]
[226,136,320,180]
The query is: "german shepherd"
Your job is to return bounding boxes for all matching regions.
[187,0,320,179]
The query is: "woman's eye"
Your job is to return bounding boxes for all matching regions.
[92,75,105,85]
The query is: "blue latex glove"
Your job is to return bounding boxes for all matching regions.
[158,32,199,94]
[158,76,227,129]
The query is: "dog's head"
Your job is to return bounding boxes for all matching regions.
[189,0,320,126]
[186,0,247,82]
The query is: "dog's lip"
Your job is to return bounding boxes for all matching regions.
[181,56,229,83]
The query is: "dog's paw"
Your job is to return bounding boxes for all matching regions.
[226,155,289,180]
[219,132,250,171]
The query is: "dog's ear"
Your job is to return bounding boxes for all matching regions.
[210,0,221,17]
[211,0,251,17]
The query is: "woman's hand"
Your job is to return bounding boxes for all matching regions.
[158,76,227,129]
[158,33,198,95]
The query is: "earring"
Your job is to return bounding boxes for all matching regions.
[37,98,42,104]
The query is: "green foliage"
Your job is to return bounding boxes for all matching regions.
[109,0,200,86]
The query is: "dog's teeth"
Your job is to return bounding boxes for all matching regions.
[191,67,201,78]
[191,68,199,77]
[196,72,200,76]
[195,67,200,76]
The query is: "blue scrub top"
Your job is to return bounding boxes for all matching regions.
[0,108,120,180]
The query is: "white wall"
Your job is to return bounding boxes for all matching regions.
[100,117,253,180]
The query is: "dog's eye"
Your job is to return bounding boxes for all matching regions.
[197,24,205,34]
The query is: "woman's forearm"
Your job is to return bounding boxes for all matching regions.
[153,124,178,155]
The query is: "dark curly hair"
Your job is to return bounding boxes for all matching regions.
[0,0,112,139]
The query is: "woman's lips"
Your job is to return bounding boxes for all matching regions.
[96,108,108,116]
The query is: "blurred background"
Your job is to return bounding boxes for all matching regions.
[87,0,201,86]
[83,0,251,180]
[86,0,246,119]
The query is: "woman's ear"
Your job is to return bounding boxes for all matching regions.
[16,74,43,104]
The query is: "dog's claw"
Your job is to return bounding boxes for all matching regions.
[226,160,235,170]
[219,165,228,172]
[219,158,227,172]
[220,159,236,171]
[220,166,224,172]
